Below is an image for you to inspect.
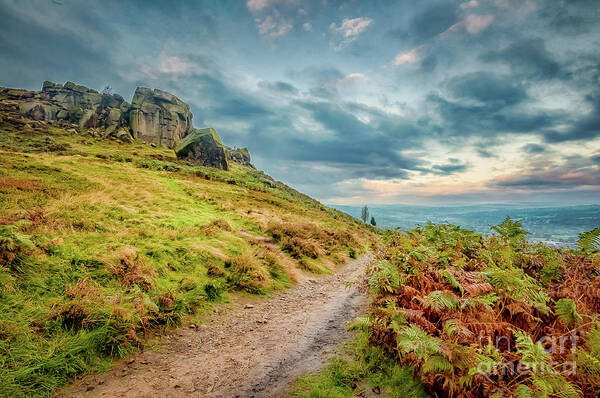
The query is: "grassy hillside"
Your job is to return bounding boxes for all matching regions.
[0,109,374,396]
[294,221,600,397]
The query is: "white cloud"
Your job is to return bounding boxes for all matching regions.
[134,53,203,82]
[336,73,365,86]
[255,10,293,38]
[302,22,312,31]
[394,48,420,66]
[158,54,196,75]
[331,17,373,38]
[440,14,494,37]
[460,0,479,9]
[329,17,373,50]
[247,0,299,38]
[247,0,270,12]
[463,14,495,34]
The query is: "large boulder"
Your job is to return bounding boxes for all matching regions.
[174,128,229,170]
[129,88,192,148]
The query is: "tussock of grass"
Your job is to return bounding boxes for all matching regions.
[0,116,373,397]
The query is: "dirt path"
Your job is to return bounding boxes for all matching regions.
[57,253,374,398]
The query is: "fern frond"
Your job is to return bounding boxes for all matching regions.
[422,290,460,311]
[555,298,582,327]
[515,384,533,398]
[577,227,600,254]
[421,355,454,374]
[347,316,371,331]
[512,329,550,370]
[368,260,404,294]
[462,293,499,310]
[531,374,581,398]
[585,325,600,356]
[577,350,600,380]
[441,269,463,293]
[396,325,442,360]
[491,216,529,246]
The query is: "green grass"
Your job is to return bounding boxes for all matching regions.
[0,118,373,397]
[291,330,429,398]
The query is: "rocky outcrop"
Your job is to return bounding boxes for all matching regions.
[4,81,253,169]
[40,81,130,132]
[174,128,229,170]
[225,147,252,167]
[129,88,192,148]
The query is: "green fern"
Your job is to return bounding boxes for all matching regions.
[396,325,442,360]
[368,260,404,294]
[555,298,582,327]
[485,266,549,313]
[462,293,499,310]
[347,316,371,332]
[586,325,600,357]
[491,216,529,246]
[423,290,460,311]
[531,374,581,398]
[444,319,460,337]
[441,269,463,293]
[515,384,533,398]
[512,329,550,371]
[421,355,454,374]
[576,227,600,254]
[577,350,600,380]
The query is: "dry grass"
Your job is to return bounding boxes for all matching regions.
[201,219,232,236]
[109,247,155,290]
[282,236,322,259]
[0,176,41,191]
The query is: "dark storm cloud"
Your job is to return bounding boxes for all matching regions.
[480,38,561,81]
[427,94,559,137]
[447,72,528,107]
[259,100,424,175]
[543,93,600,143]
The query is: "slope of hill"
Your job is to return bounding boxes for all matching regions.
[0,85,374,396]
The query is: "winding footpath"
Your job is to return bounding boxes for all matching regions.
[57,253,374,398]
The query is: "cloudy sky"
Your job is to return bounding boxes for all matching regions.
[1,0,599,205]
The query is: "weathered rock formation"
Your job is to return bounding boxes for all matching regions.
[174,128,229,170]
[225,147,252,167]
[2,80,251,170]
[129,87,192,148]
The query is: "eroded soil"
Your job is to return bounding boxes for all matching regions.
[57,253,373,398]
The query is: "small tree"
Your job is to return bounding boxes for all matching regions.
[361,205,369,223]
[370,216,377,226]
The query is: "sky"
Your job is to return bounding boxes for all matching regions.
[1,0,599,205]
